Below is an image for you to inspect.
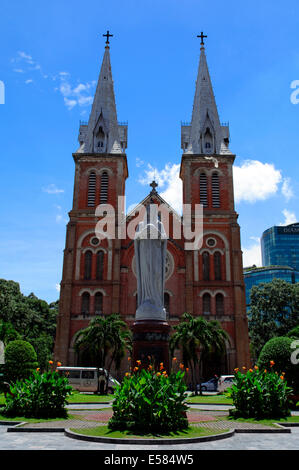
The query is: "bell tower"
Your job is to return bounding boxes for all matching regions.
[180,34,250,370]
[54,33,128,365]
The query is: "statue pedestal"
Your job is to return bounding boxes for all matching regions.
[132,320,170,372]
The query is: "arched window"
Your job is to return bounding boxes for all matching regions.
[87,171,96,207]
[100,171,109,204]
[203,293,211,315]
[96,250,104,280]
[96,127,105,151]
[164,292,170,319]
[95,292,103,315]
[199,173,208,208]
[215,293,224,316]
[202,251,210,281]
[203,127,213,153]
[84,250,92,280]
[214,251,222,281]
[212,172,220,208]
[81,292,90,317]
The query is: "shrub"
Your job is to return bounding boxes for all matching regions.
[228,364,292,419]
[108,362,189,433]
[2,368,72,418]
[258,336,299,394]
[4,340,38,383]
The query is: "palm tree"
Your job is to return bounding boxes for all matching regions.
[170,313,200,392]
[170,313,229,395]
[74,314,132,394]
[194,317,229,395]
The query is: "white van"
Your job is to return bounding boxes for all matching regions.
[57,366,119,393]
[218,375,234,393]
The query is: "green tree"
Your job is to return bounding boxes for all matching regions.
[4,340,38,383]
[248,279,299,360]
[258,336,299,394]
[170,313,228,394]
[0,320,20,346]
[287,325,299,339]
[0,279,58,368]
[74,314,132,394]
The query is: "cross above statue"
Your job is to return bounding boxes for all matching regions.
[150,180,158,193]
[197,31,207,46]
[103,30,113,45]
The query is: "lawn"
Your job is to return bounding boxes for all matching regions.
[186,394,232,404]
[0,391,114,406]
[225,415,299,426]
[0,412,78,423]
[67,391,114,403]
[70,424,230,439]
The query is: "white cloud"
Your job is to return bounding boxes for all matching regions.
[18,51,34,63]
[42,184,64,194]
[64,97,77,110]
[281,178,294,201]
[55,283,60,292]
[242,239,262,268]
[11,51,95,110]
[54,204,68,224]
[233,159,282,203]
[136,157,145,168]
[279,209,297,226]
[138,163,182,213]
[58,75,95,110]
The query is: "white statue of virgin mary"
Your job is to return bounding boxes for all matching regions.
[134,203,168,321]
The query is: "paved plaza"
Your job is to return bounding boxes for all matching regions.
[1,404,299,451]
[1,425,299,450]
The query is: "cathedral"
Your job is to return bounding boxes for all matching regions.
[54,33,251,378]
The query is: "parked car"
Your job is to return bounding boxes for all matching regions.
[218,375,234,393]
[57,366,120,393]
[197,378,218,392]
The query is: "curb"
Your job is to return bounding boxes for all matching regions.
[67,402,112,405]
[2,421,298,436]
[64,428,235,444]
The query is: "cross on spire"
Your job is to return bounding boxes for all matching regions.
[103,30,113,45]
[197,31,207,46]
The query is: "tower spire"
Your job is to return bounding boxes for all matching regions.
[79,32,124,154]
[182,35,231,155]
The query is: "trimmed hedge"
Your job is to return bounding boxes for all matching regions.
[258,336,299,393]
[4,340,38,383]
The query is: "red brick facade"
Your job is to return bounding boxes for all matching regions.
[54,43,251,379]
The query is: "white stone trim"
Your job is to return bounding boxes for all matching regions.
[75,229,112,281]
[203,230,230,281]
[199,248,224,255]
[164,289,174,297]
[78,288,107,297]
[198,289,227,297]
[193,167,224,177]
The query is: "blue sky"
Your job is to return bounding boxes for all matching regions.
[0,0,298,303]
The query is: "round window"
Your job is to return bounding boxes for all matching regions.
[91,237,100,246]
[207,237,216,247]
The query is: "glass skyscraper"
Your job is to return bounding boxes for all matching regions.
[261,223,299,270]
[243,265,299,307]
